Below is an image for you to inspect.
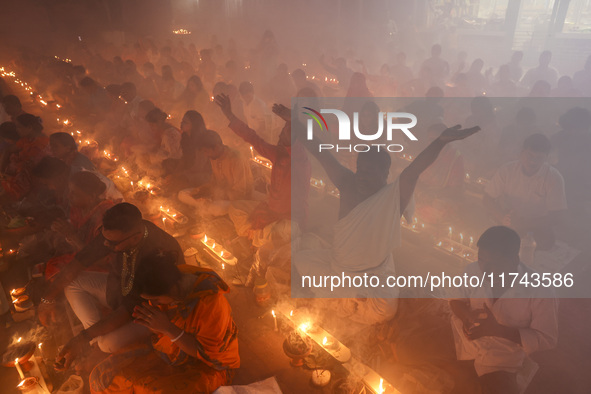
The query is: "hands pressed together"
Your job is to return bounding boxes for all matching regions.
[132,303,176,336]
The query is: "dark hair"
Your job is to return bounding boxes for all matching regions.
[356,147,392,172]
[477,226,521,258]
[291,69,306,80]
[102,202,143,232]
[70,171,107,197]
[200,129,223,150]
[50,132,77,151]
[16,114,43,133]
[523,133,551,154]
[135,251,182,296]
[145,108,167,123]
[138,100,155,113]
[186,75,204,91]
[78,77,96,88]
[121,82,137,94]
[1,95,21,108]
[0,122,19,141]
[183,110,206,134]
[32,156,70,179]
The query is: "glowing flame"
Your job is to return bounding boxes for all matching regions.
[378,378,385,394]
[271,310,276,318]
[203,234,208,243]
[322,337,327,346]
[298,323,309,333]
[17,337,22,343]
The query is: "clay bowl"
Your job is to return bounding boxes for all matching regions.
[2,342,36,367]
[283,339,312,367]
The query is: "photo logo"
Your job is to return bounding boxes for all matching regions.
[303,108,418,152]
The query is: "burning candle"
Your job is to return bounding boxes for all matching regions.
[460,233,464,245]
[469,236,474,249]
[448,226,453,239]
[290,310,293,317]
[322,336,339,350]
[15,358,24,380]
[377,378,385,394]
[161,218,168,232]
[37,343,44,360]
[298,322,309,334]
[10,288,26,302]
[272,310,278,331]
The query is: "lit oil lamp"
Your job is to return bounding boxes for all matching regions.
[13,296,33,312]
[322,336,340,350]
[200,235,237,266]
[10,288,26,302]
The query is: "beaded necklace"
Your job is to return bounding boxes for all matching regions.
[121,226,148,296]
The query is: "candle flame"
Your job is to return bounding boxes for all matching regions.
[221,263,225,270]
[378,378,384,393]
[322,336,327,346]
[17,337,22,343]
[38,343,42,349]
[290,310,293,317]
[298,323,309,333]
[203,234,208,243]
[271,310,276,317]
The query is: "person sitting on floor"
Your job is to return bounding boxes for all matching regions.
[449,226,558,394]
[89,251,239,394]
[44,171,115,279]
[177,129,253,219]
[40,203,183,362]
[484,133,567,248]
[293,105,479,323]
[215,93,311,284]
[49,132,122,201]
[1,114,49,201]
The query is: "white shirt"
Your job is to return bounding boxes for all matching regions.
[451,261,558,376]
[485,161,567,218]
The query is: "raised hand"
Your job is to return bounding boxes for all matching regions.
[214,93,234,120]
[272,104,291,121]
[437,125,481,143]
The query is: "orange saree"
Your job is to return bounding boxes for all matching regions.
[90,266,239,394]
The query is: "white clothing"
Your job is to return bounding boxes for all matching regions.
[450,262,558,377]
[485,161,567,218]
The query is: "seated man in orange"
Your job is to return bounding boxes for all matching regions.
[90,251,239,394]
